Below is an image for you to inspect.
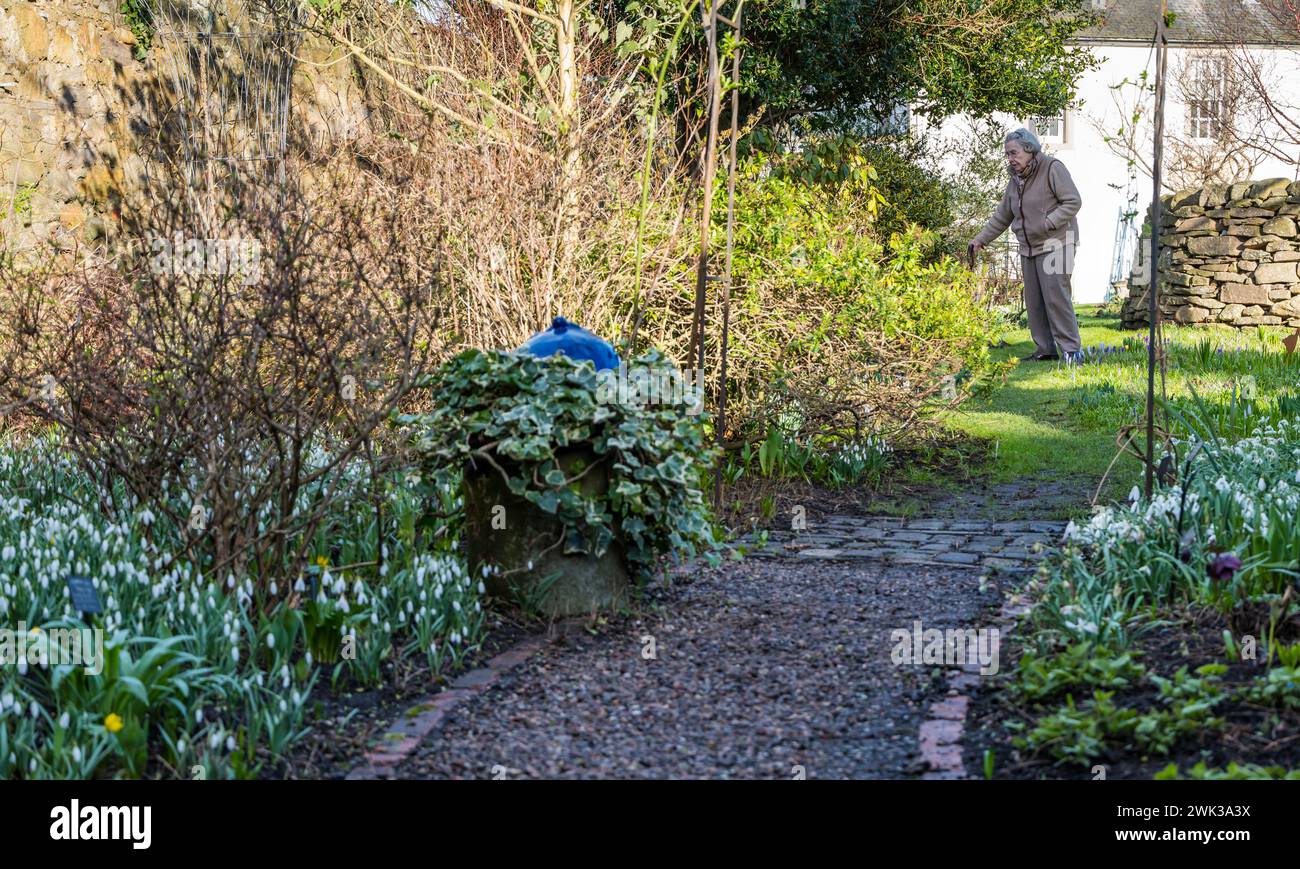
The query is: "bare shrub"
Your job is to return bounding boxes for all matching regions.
[294,0,703,350]
[0,152,443,587]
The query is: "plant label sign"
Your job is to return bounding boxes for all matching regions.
[65,575,103,614]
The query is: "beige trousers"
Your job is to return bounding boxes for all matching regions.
[1022,245,1082,356]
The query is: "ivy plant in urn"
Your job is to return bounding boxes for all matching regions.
[400,318,718,617]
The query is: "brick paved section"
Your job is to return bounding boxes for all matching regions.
[749,516,1066,574]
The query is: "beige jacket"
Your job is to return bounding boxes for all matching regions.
[974,154,1082,257]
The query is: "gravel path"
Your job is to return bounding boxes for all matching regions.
[389,516,1063,780]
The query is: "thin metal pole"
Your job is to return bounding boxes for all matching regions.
[714,0,743,511]
[690,0,722,374]
[1146,0,1168,499]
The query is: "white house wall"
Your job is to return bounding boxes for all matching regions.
[915,43,1300,305]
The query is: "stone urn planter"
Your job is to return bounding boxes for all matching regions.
[401,321,716,620]
[464,316,627,616]
[463,445,630,617]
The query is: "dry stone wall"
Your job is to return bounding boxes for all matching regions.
[1121,177,1300,329]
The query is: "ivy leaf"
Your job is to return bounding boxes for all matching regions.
[531,489,560,514]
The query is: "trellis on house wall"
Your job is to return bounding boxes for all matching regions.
[120,0,301,236]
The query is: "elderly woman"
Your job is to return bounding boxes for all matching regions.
[969,128,1084,363]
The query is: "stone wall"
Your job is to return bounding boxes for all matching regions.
[0,0,371,250]
[1121,177,1300,328]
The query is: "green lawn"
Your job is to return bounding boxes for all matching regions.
[942,304,1300,506]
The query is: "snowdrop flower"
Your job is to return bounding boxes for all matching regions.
[231,646,240,663]
[1065,619,1099,636]
[294,577,306,593]
[477,581,486,595]
[58,712,70,729]
[72,746,82,764]
[266,634,276,650]
[195,708,203,723]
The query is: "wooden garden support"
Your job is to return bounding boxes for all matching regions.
[1145,0,1168,499]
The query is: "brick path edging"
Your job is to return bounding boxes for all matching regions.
[917,589,1035,780]
[346,624,582,779]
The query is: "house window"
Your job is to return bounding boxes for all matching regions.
[883,102,910,136]
[1187,55,1228,140]
[1032,112,1066,144]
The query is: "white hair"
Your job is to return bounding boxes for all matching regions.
[1005,127,1041,154]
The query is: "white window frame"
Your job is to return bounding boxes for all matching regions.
[1031,110,1068,147]
[1186,54,1229,141]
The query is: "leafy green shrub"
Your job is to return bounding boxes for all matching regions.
[1014,642,1146,702]
[1236,665,1300,709]
[400,348,719,581]
[637,148,999,459]
[1012,690,1138,765]
[859,143,954,255]
[1015,665,1226,765]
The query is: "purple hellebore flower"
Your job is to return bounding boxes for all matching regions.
[1208,552,1243,581]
